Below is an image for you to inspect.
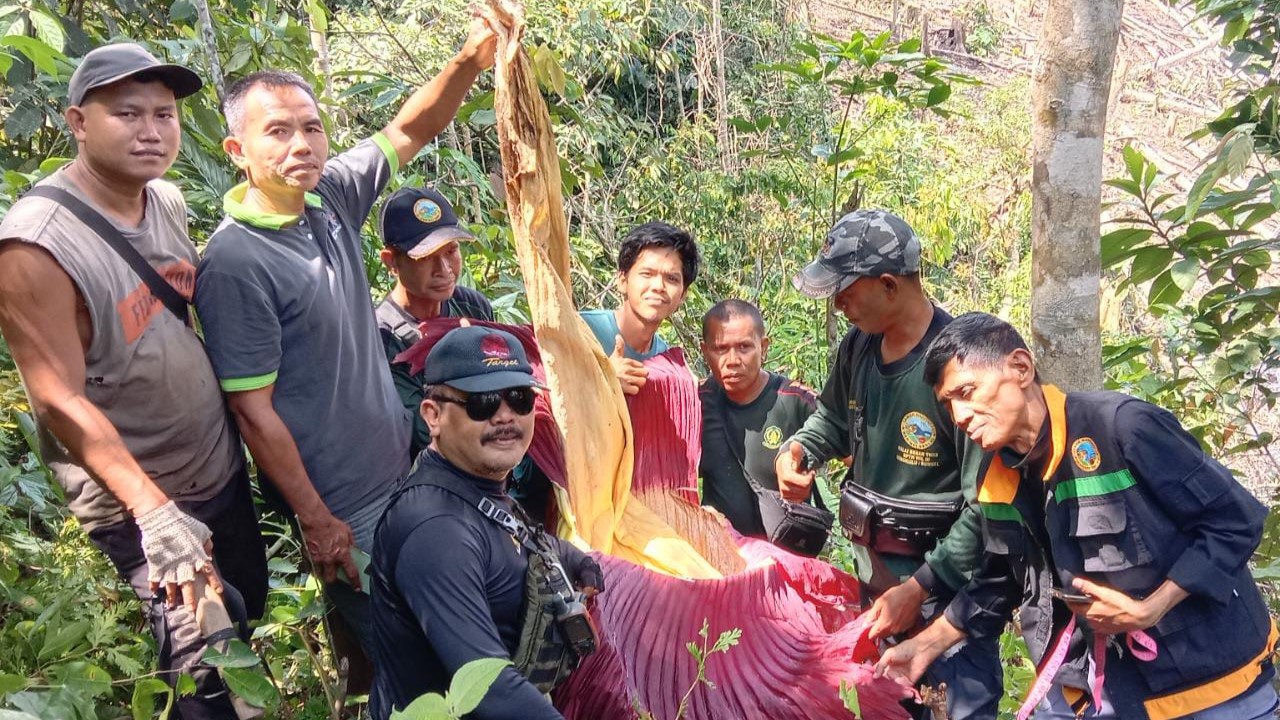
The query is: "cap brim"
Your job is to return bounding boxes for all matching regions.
[405,226,475,259]
[89,64,203,103]
[445,371,545,393]
[792,259,847,299]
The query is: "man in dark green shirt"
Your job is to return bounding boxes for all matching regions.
[774,209,1001,720]
[376,186,494,459]
[698,299,823,538]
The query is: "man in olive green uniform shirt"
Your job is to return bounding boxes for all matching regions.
[775,209,1000,720]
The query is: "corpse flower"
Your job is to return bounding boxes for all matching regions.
[393,2,920,716]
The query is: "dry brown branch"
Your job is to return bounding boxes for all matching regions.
[1121,88,1218,119]
[932,46,1029,74]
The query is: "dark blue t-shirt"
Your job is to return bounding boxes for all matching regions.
[369,450,567,720]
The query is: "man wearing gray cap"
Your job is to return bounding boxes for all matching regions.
[0,43,266,718]
[774,209,1002,720]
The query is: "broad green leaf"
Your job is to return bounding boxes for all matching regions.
[28,8,64,52]
[826,146,863,166]
[0,35,62,77]
[221,667,277,709]
[305,0,327,33]
[0,674,25,696]
[1147,270,1184,311]
[170,0,196,23]
[1169,257,1200,291]
[1127,246,1174,287]
[926,83,951,107]
[1100,227,1153,267]
[175,673,197,697]
[0,50,12,76]
[447,657,511,717]
[1121,145,1147,184]
[391,692,449,720]
[37,620,89,661]
[131,678,170,720]
[4,103,43,142]
[0,711,41,720]
[840,679,861,715]
[1224,125,1255,176]
[202,639,261,668]
[50,662,111,698]
[37,157,69,174]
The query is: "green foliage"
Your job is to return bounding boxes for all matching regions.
[1102,0,1280,618]
[959,1,1003,57]
[1100,36,1278,464]
[996,628,1033,719]
[0,0,1035,715]
[390,658,511,720]
[838,678,860,715]
[674,618,742,719]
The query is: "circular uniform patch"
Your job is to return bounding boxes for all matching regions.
[761,425,784,450]
[413,198,443,223]
[1071,437,1102,472]
[900,411,936,450]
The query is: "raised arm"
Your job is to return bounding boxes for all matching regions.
[380,20,497,168]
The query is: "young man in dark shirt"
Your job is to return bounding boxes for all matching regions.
[774,210,1001,719]
[376,186,495,459]
[370,326,603,720]
[878,312,1277,720]
[698,299,823,537]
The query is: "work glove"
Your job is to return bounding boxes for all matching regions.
[136,501,214,586]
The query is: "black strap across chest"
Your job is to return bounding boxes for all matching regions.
[402,460,553,560]
[24,185,190,325]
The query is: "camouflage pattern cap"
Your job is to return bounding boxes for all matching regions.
[791,209,922,298]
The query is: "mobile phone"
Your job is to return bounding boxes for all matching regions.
[1051,587,1091,604]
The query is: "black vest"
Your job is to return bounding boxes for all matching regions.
[975,387,1274,719]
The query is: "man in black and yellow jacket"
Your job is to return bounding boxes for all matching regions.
[877,312,1277,720]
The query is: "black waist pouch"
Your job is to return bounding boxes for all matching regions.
[839,481,962,557]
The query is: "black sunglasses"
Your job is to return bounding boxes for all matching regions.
[431,387,537,422]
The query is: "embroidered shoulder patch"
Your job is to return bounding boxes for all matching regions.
[1071,437,1101,472]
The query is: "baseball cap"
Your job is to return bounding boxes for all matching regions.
[423,326,545,393]
[792,209,922,298]
[68,43,202,107]
[380,186,474,259]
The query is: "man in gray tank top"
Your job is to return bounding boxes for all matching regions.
[0,45,266,719]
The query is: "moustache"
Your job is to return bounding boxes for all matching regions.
[481,427,525,444]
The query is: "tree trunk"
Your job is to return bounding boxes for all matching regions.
[192,0,225,105]
[1029,0,1123,390]
[708,0,732,173]
[310,15,333,102]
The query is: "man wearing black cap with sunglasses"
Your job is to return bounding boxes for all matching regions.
[376,186,494,459]
[0,44,266,717]
[370,325,603,719]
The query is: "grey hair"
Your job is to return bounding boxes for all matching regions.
[221,70,318,136]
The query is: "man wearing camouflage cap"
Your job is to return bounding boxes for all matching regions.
[774,209,1002,719]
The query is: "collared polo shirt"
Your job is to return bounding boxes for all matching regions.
[194,134,410,525]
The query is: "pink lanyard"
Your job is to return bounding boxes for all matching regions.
[1016,615,1159,720]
